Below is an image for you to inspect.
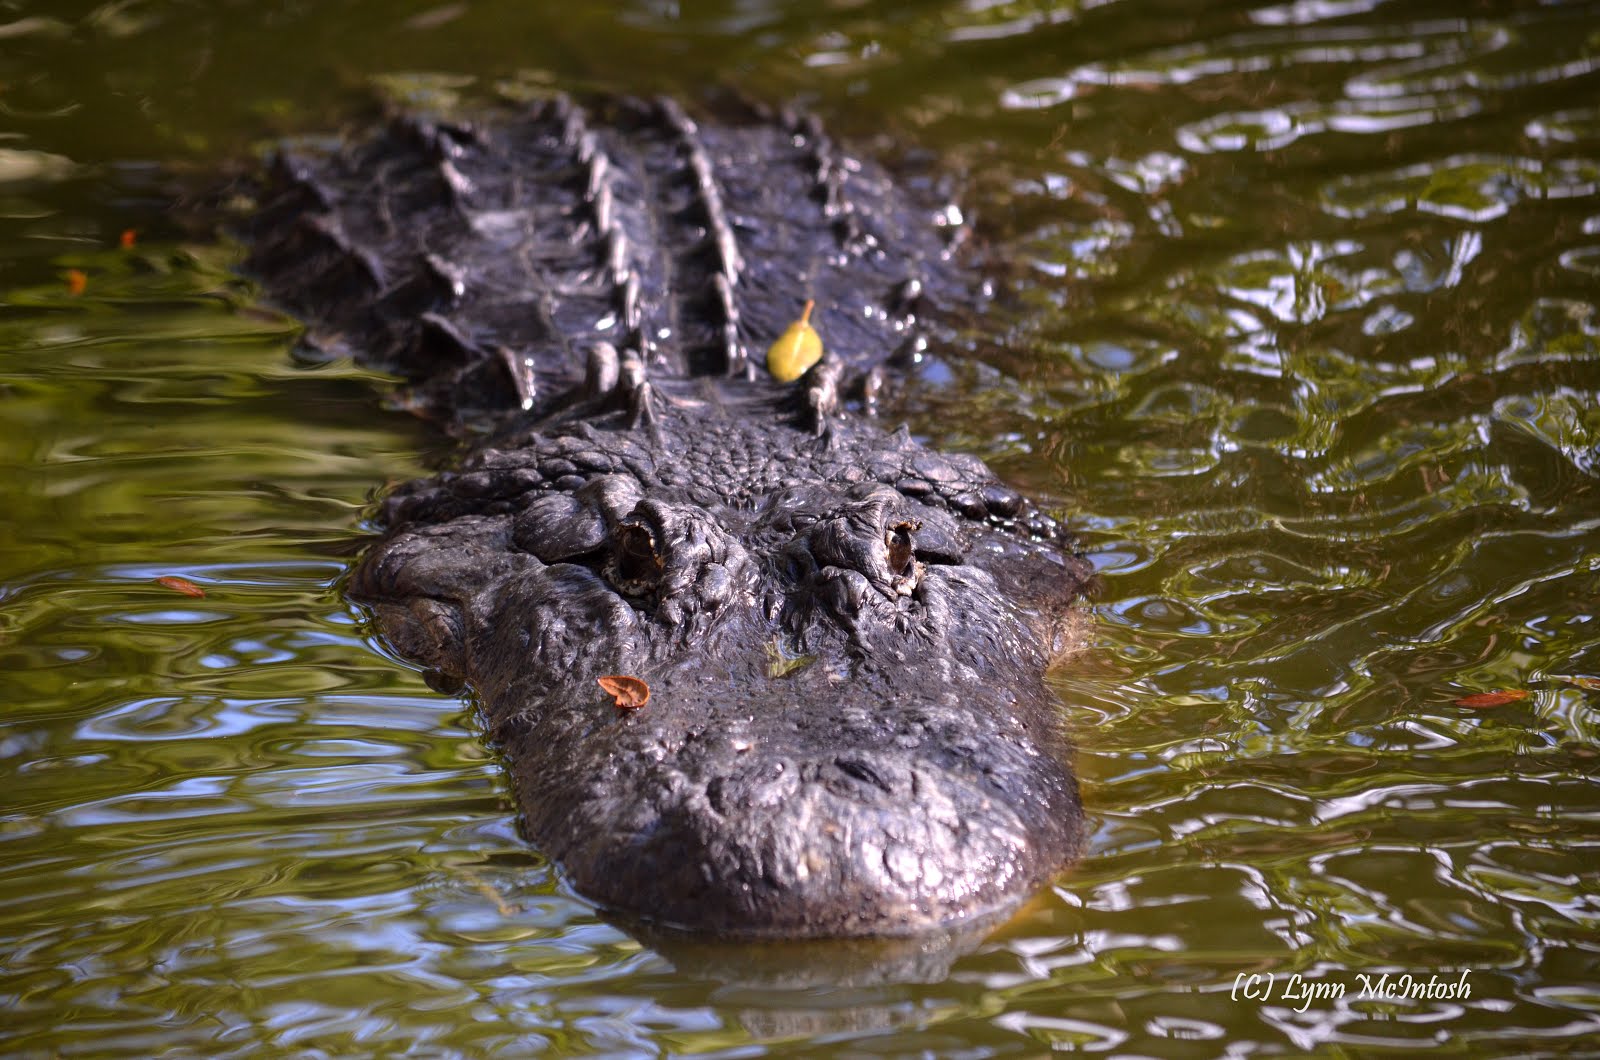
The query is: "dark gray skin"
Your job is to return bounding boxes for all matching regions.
[245,92,1092,938]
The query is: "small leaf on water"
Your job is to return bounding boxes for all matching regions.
[1454,689,1528,709]
[119,228,137,250]
[65,268,87,296]
[764,637,816,678]
[155,576,205,598]
[1551,674,1600,691]
[597,674,650,710]
[459,867,516,917]
[766,299,823,383]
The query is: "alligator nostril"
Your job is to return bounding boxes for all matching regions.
[885,519,923,595]
[610,520,663,596]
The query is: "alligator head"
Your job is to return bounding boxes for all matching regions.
[351,391,1089,936]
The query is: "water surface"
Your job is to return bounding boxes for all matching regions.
[3,0,1598,1054]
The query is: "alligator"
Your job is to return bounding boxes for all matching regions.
[243,92,1093,940]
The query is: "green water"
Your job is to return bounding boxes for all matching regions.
[3,1,1599,1054]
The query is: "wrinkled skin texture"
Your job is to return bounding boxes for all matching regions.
[246,93,1092,938]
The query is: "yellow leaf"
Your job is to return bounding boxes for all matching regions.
[766,299,823,382]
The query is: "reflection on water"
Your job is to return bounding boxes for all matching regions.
[2,0,1599,1054]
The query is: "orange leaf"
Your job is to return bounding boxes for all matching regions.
[155,576,206,598]
[66,269,87,296]
[1454,689,1528,709]
[597,674,650,710]
[119,228,137,250]
[1552,674,1600,691]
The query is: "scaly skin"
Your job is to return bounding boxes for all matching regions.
[246,92,1091,938]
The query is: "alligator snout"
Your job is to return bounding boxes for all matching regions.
[509,678,1083,938]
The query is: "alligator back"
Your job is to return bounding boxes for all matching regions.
[247,93,971,426]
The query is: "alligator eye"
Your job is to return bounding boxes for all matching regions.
[885,519,922,595]
[609,520,663,596]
